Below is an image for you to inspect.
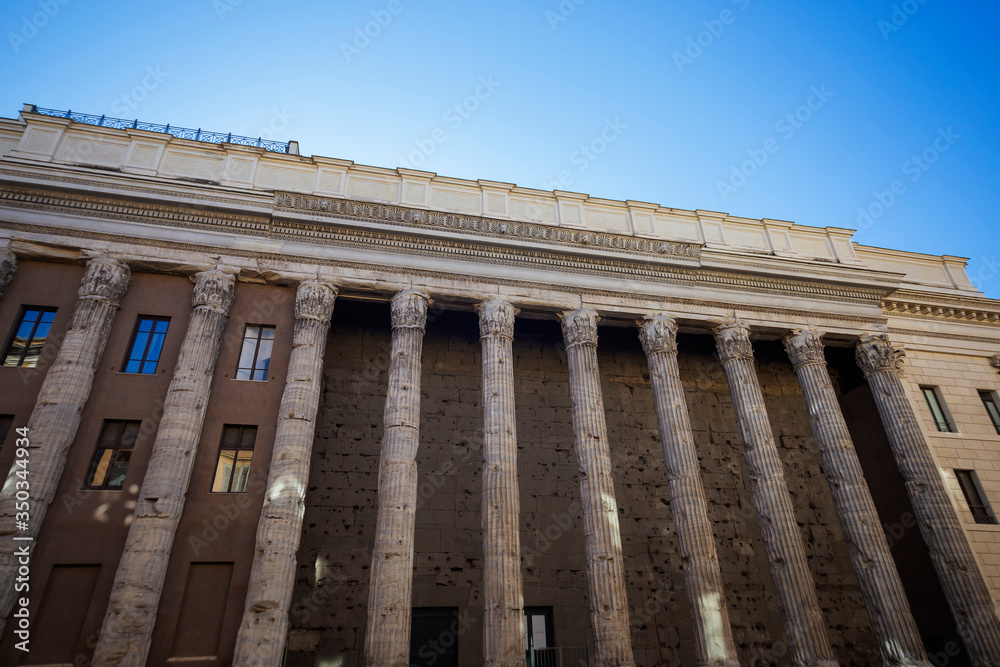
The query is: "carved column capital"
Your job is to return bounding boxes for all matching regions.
[990,353,1000,373]
[294,280,338,324]
[390,289,430,330]
[192,269,236,315]
[79,257,131,307]
[783,328,827,370]
[856,332,898,377]
[0,247,16,296]
[713,317,753,363]
[560,308,599,349]
[637,314,678,356]
[476,297,516,339]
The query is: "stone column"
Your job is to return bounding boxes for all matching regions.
[478,297,524,667]
[0,247,16,296]
[560,308,635,667]
[637,315,739,667]
[0,257,130,636]
[713,318,838,667]
[857,332,1000,665]
[233,280,338,667]
[365,289,430,667]
[92,269,235,667]
[785,328,930,666]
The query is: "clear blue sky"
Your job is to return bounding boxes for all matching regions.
[3,1,999,297]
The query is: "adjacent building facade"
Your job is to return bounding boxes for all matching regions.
[0,105,999,666]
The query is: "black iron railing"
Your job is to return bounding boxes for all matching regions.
[25,105,291,154]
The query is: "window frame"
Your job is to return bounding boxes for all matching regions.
[210,424,257,493]
[235,324,275,382]
[122,315,170,374]
[955,469,997,525]
[3,305,58,368]
[84,420,142,491]
[920,385,955,433]
[979,390,1000,436]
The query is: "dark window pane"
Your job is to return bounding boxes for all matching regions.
[86,420,141,490]
[4,307,58,367]
[124,317,169,374]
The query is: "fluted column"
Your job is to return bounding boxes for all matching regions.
[561,308,634,667]
[365,289,430,667]
[638,315,738,667]
[857,332,1000,665]
[0,257,130,636]
[233,280,338,666]
[478,298,524,667]
[0,247,16,296]
[714,318,837,667]
[92,269,235,667]
[785,328,930,666]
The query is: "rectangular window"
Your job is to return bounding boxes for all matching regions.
[3,306,57,367]
[955,469,997,525]
[85,420,141,490]
[980,390,1000,436]
[236,325,274,381]
[123,316,169,374]
[211,425,257,493]
[921,386,954,432]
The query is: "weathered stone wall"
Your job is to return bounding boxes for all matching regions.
[287,304,881,666]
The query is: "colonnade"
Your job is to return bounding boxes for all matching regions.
[1,254,999,666]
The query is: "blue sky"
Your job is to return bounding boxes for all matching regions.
[2,1,999,297]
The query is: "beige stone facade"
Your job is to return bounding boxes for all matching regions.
[0,105,998,666]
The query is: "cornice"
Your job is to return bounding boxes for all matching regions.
[0,184,888,306]
[883,292,1000,328]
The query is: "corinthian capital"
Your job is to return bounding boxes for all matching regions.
[991,354,1000,373]
[637,314,678,356]
[192,269,236,315]
[0,248,17,297]
[390,289,430,330]
[855,332,898,376]
[713,317,753,363]
[477,297,516,339]
[783,328,827,370]
[560,308,599,348]
[79,257,131,308]
[294,280,338,324]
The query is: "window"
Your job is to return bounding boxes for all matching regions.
[920,386,954,432]
[236,325,274,381]
[211,425,257,493]
[123,316,169,374]
[3,306,57,367]
[85,420,141,490]
[955,469,997,525]
[980,390,1000,436]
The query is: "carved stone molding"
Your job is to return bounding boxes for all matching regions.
[192,269,236,315]
[0,248,16,296]
[476,297,516,340]
[856,332,898,376]
[637,314,678,356]
[713,317,753,363]
[783,328,827,370]
[275,192,702,261]
[78,257,131,307]
[991,353,1000,373]
[294,280,338,323]
[390,290,430,330]
[560,308,599,348]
